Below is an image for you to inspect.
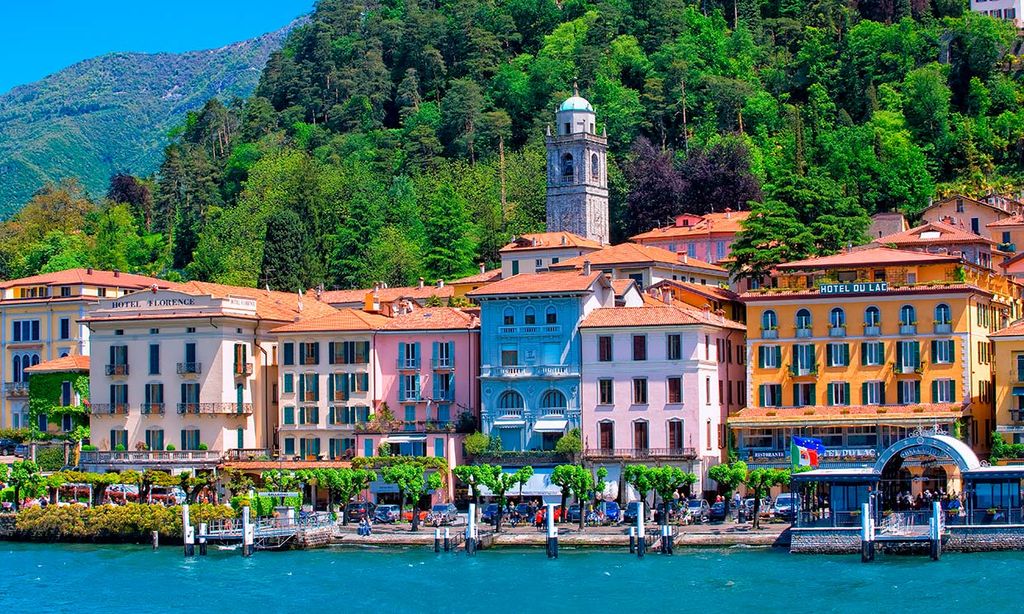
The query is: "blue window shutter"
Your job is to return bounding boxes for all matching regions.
[298,343,306,365]
[328,342,335,364]
[398,375,405,401]
[434,438,444,458]
[284,438,295,455]
[313,407,320,424]
[298,374,305,400]
[414,342,421,367]
[432,341,438,367]
[284,406,294,425]
[312,342,320,365]
[284,373,293,393]
[913,381,920,403]
[283,343,293,365]
[298,406,305,424]
[432,373,440,399]
[313,375,320,401]
[361,372,368,392]
[398,342,406,367]
[328,374,335,400]
[448,341,455,367]
[364,439,373,457]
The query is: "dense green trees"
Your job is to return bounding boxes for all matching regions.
[3,0,1023,285]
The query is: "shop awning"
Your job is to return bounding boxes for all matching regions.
[533,418,568,433]
[493,418,526,428]
[1013,386,1024,396]
[478,468,562,501]
[383,435,427,444]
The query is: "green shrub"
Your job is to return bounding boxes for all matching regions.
[0,428,31,443]
[463,432,489,455]
[14,503,235,541]
[166,444,176,451]
[114,444,126,452]
[198,443,208,451]
[35,446,66,471]
[81,444,98,451]
[555,428,582,455]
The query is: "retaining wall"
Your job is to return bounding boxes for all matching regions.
[789,528,861,554]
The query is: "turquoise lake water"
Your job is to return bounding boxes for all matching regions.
[1,542,1018,613]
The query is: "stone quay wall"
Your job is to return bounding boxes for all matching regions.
[945,525,1024,552]
[789,528,861,554]
[791,525,1024,554]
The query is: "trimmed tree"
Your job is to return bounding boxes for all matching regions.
[745,468,791,529]
[708,461,748,515]
[382,462,428,532]
[478,465,534,532]
[453,464,488,523]
[650,466,697,522]
[623,464,655,513]
[6,460,44,511]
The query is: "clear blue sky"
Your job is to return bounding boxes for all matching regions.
[0,0,314,94]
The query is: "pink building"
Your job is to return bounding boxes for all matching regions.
[580,299,745,498]
[630,210,750,264]
[363,307,480,469]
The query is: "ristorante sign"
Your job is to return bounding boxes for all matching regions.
[110,297,197,309]
[818,282,888,295]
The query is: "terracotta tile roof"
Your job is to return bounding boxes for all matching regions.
[992,320,1024,338]
[273,308,390,333]
[580,303,745,330]
[651,279,739,303]
[498,232,603,253]
[988,215,1024,228]
[0,269,173,290]
[611,278,637,297]
[450,268,502,285]
[776,247,960,270]
[318,288,369,305]
[381,307,479,331]
[924,194,1011,216]
[874,220,996,246]
[550,242,727,273]
[727,403,967,426]
[319,284,455,306]
[24,355,89,373]
[176,282,338,322]
[630,210,750,241]
[467,270,607,297]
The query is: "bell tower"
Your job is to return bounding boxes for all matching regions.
[545,84,609,245]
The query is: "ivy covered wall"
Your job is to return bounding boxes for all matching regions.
[28,371,89,431]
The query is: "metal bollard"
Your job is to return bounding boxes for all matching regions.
[636,503,646,559]
[198,522,208,556]
[465,503,477,556]
[242,506,254,557]
[628,526,636,554]
[667,525,674,555]
[860,502,874,563]
[930,501,941,561]
[182,504,195,557]
[545,503,558,559]
[152,530,159,550]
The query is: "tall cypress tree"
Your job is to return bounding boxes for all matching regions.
[260,208,305,292]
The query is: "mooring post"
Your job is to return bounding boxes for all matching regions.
[182,504,195,557]
[152,530,159,550]
[636,502,646,559]
[628,526,636,553]
[444,527,451,552]
[465,503,477,556]
[434,528,441,553]
[546,503,558,559]
[930,501,941,561]
[242,505,254,557]
[667,524,674,554]
[860,502,874,563]
[198,522,208,556]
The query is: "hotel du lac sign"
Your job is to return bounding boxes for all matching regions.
[818,282,889,295]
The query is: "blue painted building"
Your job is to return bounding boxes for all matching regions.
[467,267,620,451]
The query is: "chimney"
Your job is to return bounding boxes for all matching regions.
[113,269,120,278]
[725,208,732,219]
[682,254,689,264]
[561,235,567,246]
[582,260,592,276]
[479,262,486,274]
[418,277,425,289]
[664,292,673,306]
[436,279,445,288]
[86,267,93,275]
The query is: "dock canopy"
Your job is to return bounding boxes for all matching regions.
[477,468,563,502]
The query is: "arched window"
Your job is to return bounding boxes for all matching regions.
[498,391,525,416]
[865,306,880,326]
[935,303,951,325]
[591,153,599,179]
[761,310,778,331]
[502,307,514,326]
[31,354,39,366]
[539,390,567,414]
[12,355,21,383]
[524,306,536,325]
[829,307,846,328]
[900,305,916,325]
[545,306,557,325]
[796,309,812,329]
[561,153,574,180]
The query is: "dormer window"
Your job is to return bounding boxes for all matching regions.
[564,122,570,135]
[60,286,71,297]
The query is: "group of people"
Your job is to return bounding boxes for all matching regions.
[887,489,964,513]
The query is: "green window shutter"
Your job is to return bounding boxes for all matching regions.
[283,343,294,365]
[774,346,781,367]
[298,406,305,425]
[896,383,904,405]
[809,384,816,404]
[311,342,320,365]
[843,383,850,406]
[313,407,320,424]
[283,374,293,394]
[313,375,320,401]
[361,372,369,393]
[879,383,885,406]
[827,383,833,406]
[758,385,765,407]
[860,343,868,366]
[298,343,306,365]
[284,438,294,456]
[328,342,336,365]
[758,346,765,368]
[328,375,335,400]
[913,381,921,403]
[951,380,956,401]
[298,374,305,400]
[949,340,955,363]
[362,341,371,364]
[896,342,903,366]
[912,342,920,368]
[931,340,937,361]
[842,344,849,366]
[861,382,868,404]
[792,384,798,406]
[328,406,335,425]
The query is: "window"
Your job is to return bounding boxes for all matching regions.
[535,259,543,269]
[545,306,557,324]
[864,306,880,327]
[180,383,199,412]
[897,380,921,404]
[667,420,684,450]
[862,381,884,406]
[632,335,647,361]
[932,339,954,364]
[330,341,371,365]
[511,260,519,276]
[932,379,955,403]
[632,378,648,404]
[897,340,920,371]
[667,377,682,404]
[934,303,951,325]
[847,425,877,447]
[561,153,574,179]
[109,429,128,451]
[827,343,849,367]
[633,421,649,451]
[401,374,419,401]
[861,342,884,366]
[761,310,777,331]
[498,391,524,415]
[180,429,201,451]
[298,373,319,403]
[540,389,567,414]
[705,376,711,405]
[758,345,781,369]
[899,304,916,326]
[148,344,160,375]
[795,309,811,330]
[828,382,850,406]
[60,381,73,407]
[598,336,613,362]
[794,383,816,407]
[591,153,599,178]
[433,372,453,401]
[284,438,296,456]
[667,334,682,360]
[794,344,816,371]
[283,373,294,394]
[829,308,845,328]
[716,241,726,261]
[598,379,614,405]
[12,319,40,342]
[186,327,196,334]
[759,384,782,407]
[500,349,518,366]
[109,384,128,410]
[298,342,319,366]
[524,307,536,325]
[59,318,71,340]
[144,383,164,409]
[956,199,965,213]
[283,343,294,366]
[299,406,320,425]
[503,308,514,326]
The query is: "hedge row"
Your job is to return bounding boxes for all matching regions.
[13,503,234,542]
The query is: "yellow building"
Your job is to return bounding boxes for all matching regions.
[992,321,1024,443]
[731,247,1023,474]
[0,268,172,428]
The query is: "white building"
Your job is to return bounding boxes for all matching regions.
[970,0,1020,25]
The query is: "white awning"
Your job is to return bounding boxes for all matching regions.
[533,418,568,433]
[478,468,562,502]
[383,435,427,444]
[493,419,526,428]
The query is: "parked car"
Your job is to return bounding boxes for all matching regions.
[345,501,376,523]
[151,486,186,505]
[13,443,29,458]
[686,499,711,523]
[566,504,582,522]
[597,501,621,523]
[0,438,17,455]
[623,501,648,523]
[374,504,400,523]
[773,493,800,521]
[709,501,727,522]
[427,503,459,525]
[481,503,500,524]
[402,508,429,522]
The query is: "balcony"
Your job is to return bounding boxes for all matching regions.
[90,403,129,415]
[1010,409,1024,423]
[356,420,456,434]
[497,324,562,336]
[80,450,222,467]
[999,241,1016,253]
[233,362,253,377]
[899,323,917,335]
[485,365,531,378]
[176,402,254,415]
[829,326,846,338]
[894,363,922,376]
[431,358,454,370]
[223,448,271,462]
[863,325,881,337]
[4,382,28,397]
[140,403,165,415]
[535,365,574,378]
[400,392,422,402]
[934,322,952,334]
[789,363,818,378]
[795,327,812,339]
[761,328,778,340]
[483,365,579,378]
[586,447,697,460]
[176,362,202,375]
[396,358,420,371]
[105,364,129,376]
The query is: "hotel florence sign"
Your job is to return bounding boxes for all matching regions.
[818,282,888,295]
[109,297,198,309]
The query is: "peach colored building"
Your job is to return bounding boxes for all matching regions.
[920,194,1021,236]
[873,220,998,270]
[630,210,750,264]
[498,231,602,277]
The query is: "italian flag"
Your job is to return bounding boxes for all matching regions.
[791,436,824,469]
